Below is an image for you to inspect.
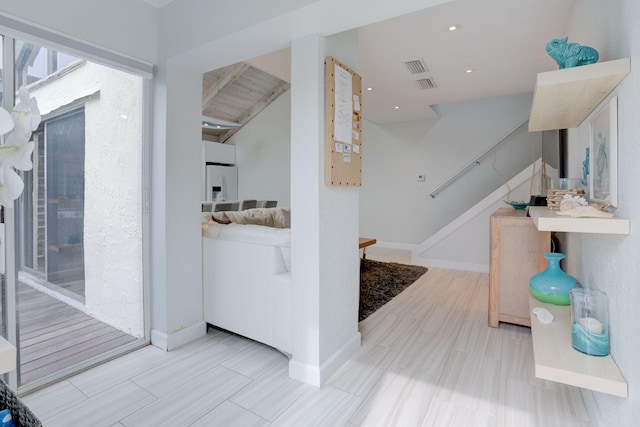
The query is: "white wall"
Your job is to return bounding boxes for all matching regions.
[158,0,317,62]
[319,29,362,367]
[288,30,361,386]
[360,93,542,245]
[83,65,144,337]
[0,1,158,65]
[158,0,451,73]
[150,60,206,349]
[414,161,557,273]
[231,85,556,266]
[563,0,640,424]
[288,34,323,384]
[229,90,292,208]
[148,0,451,356]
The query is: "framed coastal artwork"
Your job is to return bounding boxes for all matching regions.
[590,96,618,207]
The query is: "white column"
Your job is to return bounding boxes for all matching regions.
[289,32,361,386]
[150,60,206,350]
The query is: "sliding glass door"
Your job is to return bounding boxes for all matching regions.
[22,109,86,301]
[1,35,149,392]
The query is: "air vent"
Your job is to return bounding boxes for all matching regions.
[403,59,428,74]
[416,78,437,90]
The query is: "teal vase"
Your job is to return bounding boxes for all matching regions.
[529,252,578,305]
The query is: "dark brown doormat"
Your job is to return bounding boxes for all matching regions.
[359,259,428,321]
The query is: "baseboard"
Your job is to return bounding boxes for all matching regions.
[288,359,321,387]
[151,321,207,351]
[288,331,361,386]
[412,257,489,273]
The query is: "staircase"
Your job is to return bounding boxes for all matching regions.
[411,159,556,273]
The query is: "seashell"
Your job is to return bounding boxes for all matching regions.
[559,194,588,211]
[556,206,614,218]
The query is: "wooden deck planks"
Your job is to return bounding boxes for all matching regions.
[21,334,139,385]
[17,280,139,386]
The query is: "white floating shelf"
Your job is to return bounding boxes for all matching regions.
[528,206,630,235]
[528,58,631,131]
[529,295,627,397]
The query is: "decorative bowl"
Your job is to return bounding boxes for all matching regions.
[504,200,529,210]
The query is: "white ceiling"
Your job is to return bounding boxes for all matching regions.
[141,0,174,7]
[151,0,577,125]
[247,0,576,125]
[358,0,575,124]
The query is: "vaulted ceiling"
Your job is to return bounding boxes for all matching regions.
[201,63,289,142]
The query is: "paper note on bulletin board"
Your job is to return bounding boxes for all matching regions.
[325,56,362,187]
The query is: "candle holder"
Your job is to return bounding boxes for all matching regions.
[570,288,609,356]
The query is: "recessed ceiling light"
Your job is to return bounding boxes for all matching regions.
[448,25,458,31]
[202,116,241,129]
[367,87,373,91]
[465,68,474,73]
[394,106,400,109]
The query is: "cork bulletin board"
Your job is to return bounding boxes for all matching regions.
[325,56,362,187]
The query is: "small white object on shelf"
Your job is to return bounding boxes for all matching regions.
[532,307,554,324]
[559,193,588,211]
[557,205,614,218]
[528,206,629,234]
[528,295,627,397]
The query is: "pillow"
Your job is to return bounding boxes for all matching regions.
[0,409,15,427]
[215,208,290,228]
[273,207,290,228]
[211,212,231,224]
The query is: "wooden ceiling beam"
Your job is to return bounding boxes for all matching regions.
[219,80,290,143]
[202,62,250,110]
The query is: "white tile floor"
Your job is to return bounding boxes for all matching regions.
[22,247,591,426]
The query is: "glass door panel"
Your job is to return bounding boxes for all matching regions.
[0,35,6,357]
[18,130,44,275]
[45,110,86,298]
[8,38,147,391]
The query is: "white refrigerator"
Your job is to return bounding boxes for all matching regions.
[205,165,238,202]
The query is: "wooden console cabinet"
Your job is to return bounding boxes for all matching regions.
[489,208,550,327]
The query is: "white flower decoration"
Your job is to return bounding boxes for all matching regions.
[0,108,14,136]
[0,136,35,171]
[11,86,41,139]
[0,167,25,208]
[0,86,40,208]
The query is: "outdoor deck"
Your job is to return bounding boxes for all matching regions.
[17,280,140,385]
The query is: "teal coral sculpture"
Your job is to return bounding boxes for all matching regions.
[546,37,599,69]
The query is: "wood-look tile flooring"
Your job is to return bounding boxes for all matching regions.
[17,277,139,385]
[22,247,591,426]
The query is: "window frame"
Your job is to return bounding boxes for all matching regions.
[0,22,153,390]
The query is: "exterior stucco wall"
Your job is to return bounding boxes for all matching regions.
[33,61,144,337]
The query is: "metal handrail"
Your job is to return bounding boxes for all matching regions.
[429,118,529,198]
